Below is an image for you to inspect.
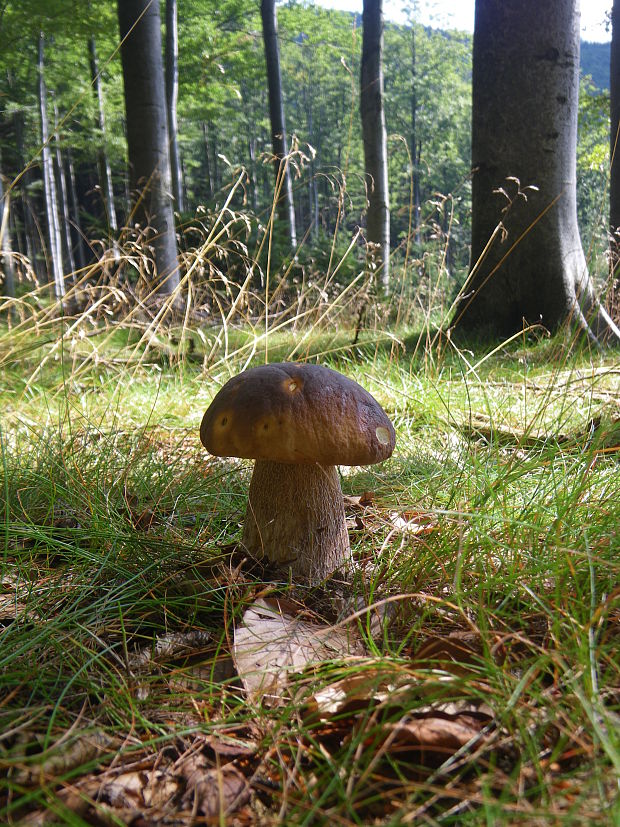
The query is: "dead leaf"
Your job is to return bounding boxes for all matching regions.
[128,630,213,671]
[412,632,506,674]
[343,491,375,508]
[101,767,180,810]
[199,725,260,759]
[12,731,115,787]
[374,712,490,768]
[179,754,250,817]
[233,597,365,704]
[388,510,438,535]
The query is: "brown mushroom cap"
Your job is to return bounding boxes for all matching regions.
[200,362,395,466]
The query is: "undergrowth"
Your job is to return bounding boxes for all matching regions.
[0,196,618,825]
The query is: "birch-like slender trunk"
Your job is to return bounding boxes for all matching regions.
[0,153,16,306]
[410,26,420,244]
[361,0,390,289]
[165,0,184,212]
[52,99,76,277]
[260,0,297,249]
[609,0,620,320]
[201,122,213,199]
[66,150,86,271]
[38,32,65,300]
[15,112,41,280]
[89,37,118,239]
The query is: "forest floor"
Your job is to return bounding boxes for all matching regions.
[0,313,618,825]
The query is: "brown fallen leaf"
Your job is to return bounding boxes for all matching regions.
[179,754,250,818]
[388,510,438,535]
[102,767,180,812]
[343,491,375,508]
[128,630,213,671]
[233,597,366,705]
[199,725,261,759]
[412,632,506,675]
[11,730,115,787]
[375,713,490,768]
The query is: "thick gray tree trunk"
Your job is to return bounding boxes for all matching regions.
[165,0,184,213]
[89,37,118,238]
[454,0,618,342]
[38,33,65,300]
[609,0,620,321]
[260,0,297,249]
[118,0,179,294]
[361,0,390,289]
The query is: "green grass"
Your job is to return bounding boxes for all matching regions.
[0,314,618,825]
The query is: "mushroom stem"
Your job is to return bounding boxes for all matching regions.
[242,460,351,583]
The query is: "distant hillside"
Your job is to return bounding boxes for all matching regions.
[581,40,610,89]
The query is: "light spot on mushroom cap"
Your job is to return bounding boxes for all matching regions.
[284,378,300,393]
[376,426,390,445]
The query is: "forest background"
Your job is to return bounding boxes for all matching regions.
[0,0,613,309]
[1,2,619,825]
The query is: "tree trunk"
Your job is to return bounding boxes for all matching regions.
[52,100,76,277]
[14,112,40,280]
[410,26,421,244]
[260,0,297,249]
[117,0,179,294]
[361,0,390,289]
[609,0,620,322]
[201,121,213,198]
[453,0,619,343]
[88,37,119,237]
[66,150,86,271]
[165,0,184,213]
[0,153,16,307]
[38,32,65,300]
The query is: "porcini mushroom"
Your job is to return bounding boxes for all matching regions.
[200,362,395,583]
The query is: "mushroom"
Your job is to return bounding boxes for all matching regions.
[200,362,395,583]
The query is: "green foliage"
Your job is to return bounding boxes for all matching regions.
[577,76,610,263]
[0,0,614,300]
[581,39,611,90]
[0,322,618,823]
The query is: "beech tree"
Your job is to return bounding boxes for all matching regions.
[453,0,619,343]
[38,32,65,300]
[165,0,184,213]
[0,150,16,305]
[118,0,179,293]
[260,0,297,249]
[89,37,118,238]
[610,0,620,319]
[361,0,390,288]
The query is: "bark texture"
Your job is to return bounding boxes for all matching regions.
[165,0,184,213]
[242,460,350,583]
[89,37,118,235]
[361,0,390,289]
[53,101,75,276]
[118,0,179,293]
[0,154,16,304]
[38,33,65,300]
[610,0,620,321]
[453,0,619,342]
[260,0,297,248]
